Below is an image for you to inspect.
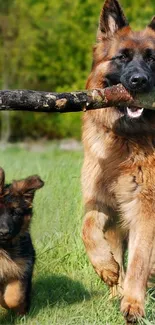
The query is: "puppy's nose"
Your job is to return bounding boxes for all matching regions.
[129,74,149,89]
[0,229,10,237]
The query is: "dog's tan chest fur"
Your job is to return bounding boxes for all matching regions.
[0,249,26,281]
[82,119,155,219]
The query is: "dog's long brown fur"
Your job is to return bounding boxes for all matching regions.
[82,0,155,323]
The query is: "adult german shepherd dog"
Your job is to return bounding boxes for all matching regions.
[82,0,155,323]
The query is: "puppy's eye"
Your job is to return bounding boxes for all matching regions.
[15,208,22,216]
[12,212,22,222]
[11,208,22,218]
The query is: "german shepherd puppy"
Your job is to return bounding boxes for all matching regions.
[0,168,44,315]
[82,0,155,323]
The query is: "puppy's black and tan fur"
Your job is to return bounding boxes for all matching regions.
[0,168,44,314]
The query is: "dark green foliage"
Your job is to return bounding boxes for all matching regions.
[10,112,81,141]
[0,0,155,140]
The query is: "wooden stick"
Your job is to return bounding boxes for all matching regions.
[0,84,155,113]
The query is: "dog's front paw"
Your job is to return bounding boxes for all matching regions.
[94,259,119,287]
[121,296,145,324]
[100,267,119,286]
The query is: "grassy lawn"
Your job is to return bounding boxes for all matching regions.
[0,144,154,325]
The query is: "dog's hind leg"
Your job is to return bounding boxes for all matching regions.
[105,228,125,298]
[82,205,124,294]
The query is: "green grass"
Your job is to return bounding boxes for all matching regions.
[0,145,154,325]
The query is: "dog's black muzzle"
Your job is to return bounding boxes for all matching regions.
[120,61,154,93]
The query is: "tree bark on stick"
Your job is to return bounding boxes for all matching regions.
[0,84,155,113]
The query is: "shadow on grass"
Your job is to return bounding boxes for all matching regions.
[0,274,91,324]
[32,274,91,308]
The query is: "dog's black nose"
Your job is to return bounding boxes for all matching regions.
[0,229,10,237]
[129,74,149,89]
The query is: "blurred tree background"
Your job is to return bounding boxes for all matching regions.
[0,0,155,141]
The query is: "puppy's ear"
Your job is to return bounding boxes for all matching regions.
[0,168,5,195]
[12,175,44,199]
[148,16,155,31]
[97,0,129,40]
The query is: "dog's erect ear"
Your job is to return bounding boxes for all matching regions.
[12,175,44,199]
[97,0,129,40]
[0,168,5,195]
[148,16,155,31]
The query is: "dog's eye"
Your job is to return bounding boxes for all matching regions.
[11,208,22,218]
[119,54,128,61]
[12,211,22,222]
[14,208,22,216]
[144,54,155,63]
[147,56,155,63]
[114,54,129,62]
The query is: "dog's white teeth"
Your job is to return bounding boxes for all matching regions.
[127,107,144,118]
